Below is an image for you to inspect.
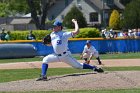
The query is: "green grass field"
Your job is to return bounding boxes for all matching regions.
[0,52,140,93]
[22,89,140,93]
[0,52,140,63]
[2,89,140,93]
[1,66,140,83]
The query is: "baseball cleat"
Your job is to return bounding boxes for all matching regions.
[94,68,104,73]
[36,75,47,81]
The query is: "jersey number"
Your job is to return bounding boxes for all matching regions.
[57,40,62,45]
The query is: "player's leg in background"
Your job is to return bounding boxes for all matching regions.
[96,57,102,65]
[94,51,102,65]
[84,58,90,64]
[63,54,103,73]
[36,54,60,81]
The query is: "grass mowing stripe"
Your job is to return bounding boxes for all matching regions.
[100,53,140,59]
[0,57,42,63]
[2,88,140,93]
[0,52,140,63]
[1,67,140,83]
[74,52,140,60]
[39,88,140,93]
[0,68,91,83]
[104,66,140,71]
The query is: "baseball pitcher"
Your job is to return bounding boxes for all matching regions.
[36,19,104,81]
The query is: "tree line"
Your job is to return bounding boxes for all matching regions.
[0,0,140,29]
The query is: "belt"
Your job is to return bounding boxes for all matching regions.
[57,52,67,56]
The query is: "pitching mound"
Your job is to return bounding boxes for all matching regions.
[0,71,140,92]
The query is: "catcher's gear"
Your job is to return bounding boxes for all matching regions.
[42,34,51,45]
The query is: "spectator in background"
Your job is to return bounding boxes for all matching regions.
[101,29,110,39]
[5,31,11,41]
[101,29,117,39]
[133,28,139,38]
[114,32,118,38]
[0,28,6,41]
[122,29,129,38]
[104,29,110,38]
[128,29,134,38]
[26,30,36,40]
[117,31,123,37]
[138,28,140,37]
[109,29,114,38]
[101,29,106,39]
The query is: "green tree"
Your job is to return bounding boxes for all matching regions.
[0,0,51,30]
[0,0,29,17]
[123,0,140,28]
[0,3,8,17]
[8,0,29,14]
[120,0,132,6]
[63,6,87,28]
[27,0,54,30]
[109,10,120,29]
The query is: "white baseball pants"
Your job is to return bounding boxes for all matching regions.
[43,51,83,69]
[83,51,99,59]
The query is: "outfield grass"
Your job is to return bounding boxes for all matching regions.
[1,89,140,93]
[0,57,43,63]
[100,52,140,59]
[0,88,140,93]
[0,52,140,64]
[0,68,91,83]
[74,52,140,60]
[19,89,140,93]
[1,66,140,83]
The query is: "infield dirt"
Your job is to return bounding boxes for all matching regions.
[0,59,140,69]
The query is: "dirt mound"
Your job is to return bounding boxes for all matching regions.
[0,71,140,92]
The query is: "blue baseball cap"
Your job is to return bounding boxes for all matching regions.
[86,40,91,44]
[53,20,62,26]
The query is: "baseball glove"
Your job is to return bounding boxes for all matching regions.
[42,34,51,45]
